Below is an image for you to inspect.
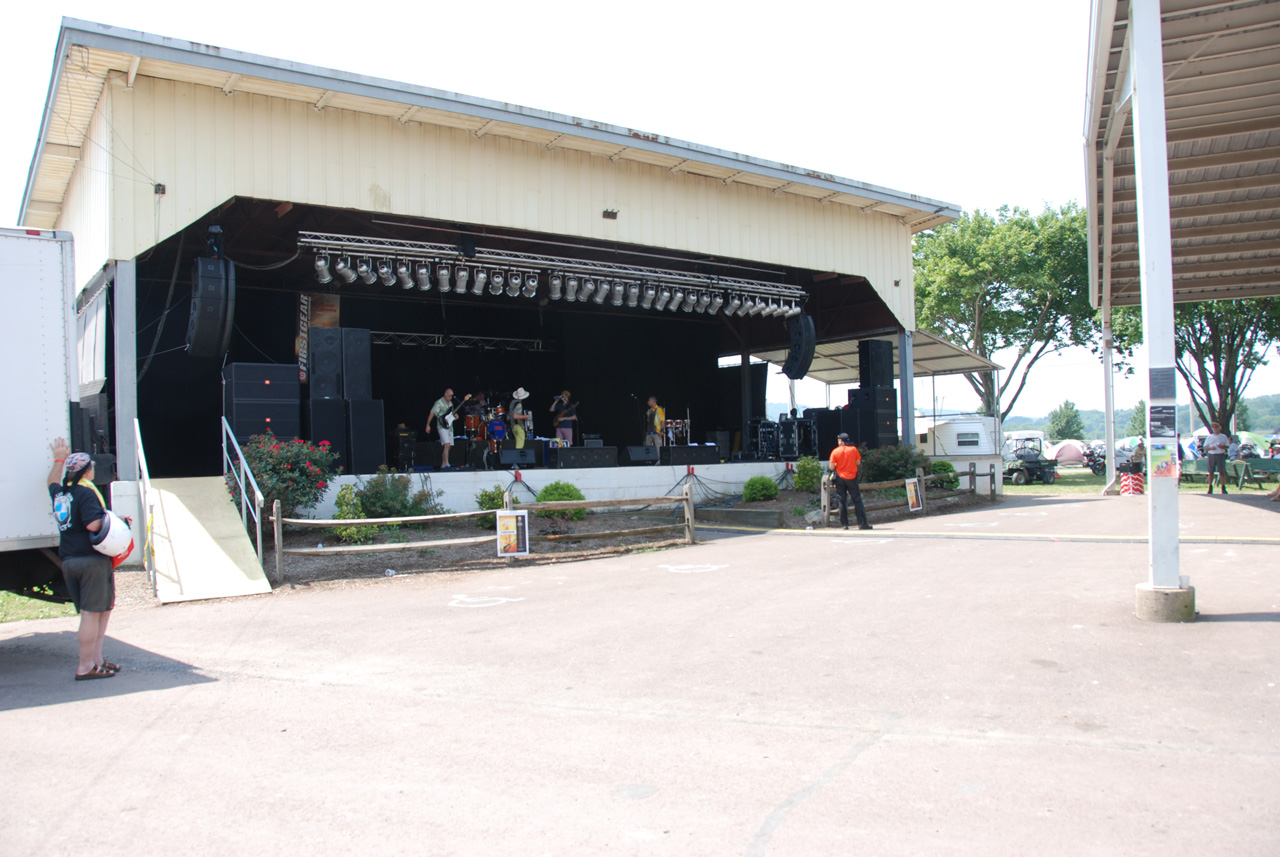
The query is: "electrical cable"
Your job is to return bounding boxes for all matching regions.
[137,230,185,382]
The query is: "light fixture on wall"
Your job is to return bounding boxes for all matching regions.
[314,255,332,284]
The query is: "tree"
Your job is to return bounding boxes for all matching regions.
[1047,400,1086,441]
[1113,298,1280,431]
[914,204,1096,421]
[1236,399,1252,432]
[1127,399,1147,437]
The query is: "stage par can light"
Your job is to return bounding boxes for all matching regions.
[737,298,754,316]
[416,263,431,290]
[314,255,333,284]
[681,292,697,312]
[695,293,711,313]
[611,282,625,306]
[626,283,640,307]
[641,285,656,309]
[335,257,358,284]
[357,259,377,285]
[507,271,522,297]
[655,288,671,311]
[549,274,563,300]
[708,295,724,315]
[668,289,684,311]
[725,296,741,315]
[472,269,488,295]
[490,272,505,295]
[378,261,397,287]
[594,281,609,304]
[580,279,596,302]
[748,299,765,316]
[522,273,539,298]
[566,276,579,301]
[784,303,802,318]
[396,262,414,289]
[436,264,452,293]
[455,267,469,293]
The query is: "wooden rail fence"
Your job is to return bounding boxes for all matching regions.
[819,462,996,527]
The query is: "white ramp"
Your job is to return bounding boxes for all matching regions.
[151,477,271,603]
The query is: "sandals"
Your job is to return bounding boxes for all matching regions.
[74,664,116,681]
[101,662,121,672]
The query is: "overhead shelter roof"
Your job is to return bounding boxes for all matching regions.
[1085,0,1280,308]
[22,18,961,234]
[750,330,1001,384]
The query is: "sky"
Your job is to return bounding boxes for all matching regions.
[4,1,1275,420]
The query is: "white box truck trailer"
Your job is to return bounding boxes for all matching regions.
[0,227,84,598]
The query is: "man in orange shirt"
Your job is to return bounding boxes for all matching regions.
[827,432,871,530]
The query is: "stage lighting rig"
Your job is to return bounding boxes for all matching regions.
[377,261,396,287]
[473,269,488,295]
[357,259,377,285]
[522,273,539,298]
[334,257,357,284]
[549,274,563,300]
[396,262,414,289]
[490,272,505,295]
[437,264,452,293]
[565,276,579,301]
[314,255,332,284]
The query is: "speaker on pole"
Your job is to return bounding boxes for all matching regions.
[185,257,236,359]
[781,314,816,380]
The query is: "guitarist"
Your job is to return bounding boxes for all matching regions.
[426,388,471,470]
[550,390,578,445]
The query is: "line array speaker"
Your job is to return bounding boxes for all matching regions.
[342,328,373,401]
[781,314,816,380]
[186,257,236,359]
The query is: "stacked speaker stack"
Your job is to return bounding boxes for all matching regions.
[223,363,301,444]
[305,326,385,474]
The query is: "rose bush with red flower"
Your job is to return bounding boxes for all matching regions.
[225,430,341,517]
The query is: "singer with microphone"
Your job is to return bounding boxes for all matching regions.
[644,396,666,448]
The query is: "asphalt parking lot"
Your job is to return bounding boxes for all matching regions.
[3,492,1278,856]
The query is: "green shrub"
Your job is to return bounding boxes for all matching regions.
[859,445,932,484]
[794,456,822,492]
[931,460,959,490]
[742,475,780,502]
[357,466,445,523]
[535,481,587,521]
[474,484,506,529]
[226,431,340,518]
[333,484,379,544]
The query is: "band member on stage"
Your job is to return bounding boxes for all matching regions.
[551,390,577,445]
[426,387,456,469]
[510,387,531,449]
[644,396,666,448]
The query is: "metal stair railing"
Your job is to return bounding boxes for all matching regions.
[221,418,265,566]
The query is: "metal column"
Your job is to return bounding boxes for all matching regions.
[898,330,915,447]
[1130,0,1179,589]
[113,259,139,480]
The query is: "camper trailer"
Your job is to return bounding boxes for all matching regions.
[915,416,999,456]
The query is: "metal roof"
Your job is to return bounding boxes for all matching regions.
[750,330,1001,385]
[1085,0,1280,308]
[22,18,961,233]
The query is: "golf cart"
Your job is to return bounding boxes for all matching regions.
[1004,438,1058,485]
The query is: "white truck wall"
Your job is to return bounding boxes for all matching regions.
[0,229,77,549]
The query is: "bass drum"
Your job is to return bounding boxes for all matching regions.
[487,419,508,441]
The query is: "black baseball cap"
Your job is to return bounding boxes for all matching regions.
[837,432,850,442]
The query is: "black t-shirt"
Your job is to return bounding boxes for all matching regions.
[48,482,104,559]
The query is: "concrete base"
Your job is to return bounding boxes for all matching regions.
[1135,582,1196,622]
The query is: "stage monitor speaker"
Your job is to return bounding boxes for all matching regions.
[781,314,817,380]
[185,257,235,359]
[706,430,732,462]
[859,339,894,390]
[660,445,720,466]
[224,363,300,405]
[499,448,538,467]
[622,445,660,465]
[308,326,343,399]
[346,399,385,474]
[305,398,348,470]
[342,328,373,401]
[551,446,617,469]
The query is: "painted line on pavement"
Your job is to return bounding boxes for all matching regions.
[695,525,1280,546]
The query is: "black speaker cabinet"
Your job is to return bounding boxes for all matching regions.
[499,448,538,467]
[342,328,372,401]
[551,446,617,469]
[346,399,385,474]
[622,445,660,465]
[859,339,894,390]
[223,363,301,443]
[186,257,235,359]
[805,408,844,460]
[781,314,817,380]
[778,420,800,460]
[305,398,348,471]
[660,445,720,466]
[308,326,343,400]
[226,401,300,443]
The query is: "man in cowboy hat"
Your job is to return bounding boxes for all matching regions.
[509,387,532,449]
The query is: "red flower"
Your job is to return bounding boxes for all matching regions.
[318,481,327,488]
[272,445,280,451]
[319,440,330,447]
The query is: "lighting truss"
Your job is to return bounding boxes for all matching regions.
[298,231,807,313]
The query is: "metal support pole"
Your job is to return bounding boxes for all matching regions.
[1102,321,1119,493]
[740,349,752,436]
[112,259,139,480]
[273,499,283,585]
[1130,0,1181,591]
[899,330,915,447]
[682,483,695,544]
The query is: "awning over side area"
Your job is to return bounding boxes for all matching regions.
[750,330,1001,384]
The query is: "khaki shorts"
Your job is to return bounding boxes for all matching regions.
[61,553,115,613]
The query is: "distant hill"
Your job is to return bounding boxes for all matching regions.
[1005,393,1280,439]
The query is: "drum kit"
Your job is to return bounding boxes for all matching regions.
[458,399,509,444]
[664,419,688,445]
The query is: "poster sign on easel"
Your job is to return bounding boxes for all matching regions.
[906,478,924,512]
[496,510,529,556]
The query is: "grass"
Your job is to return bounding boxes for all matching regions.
[0,590,75,623]
[1001,465,1280,496]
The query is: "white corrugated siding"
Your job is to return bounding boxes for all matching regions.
[58,91,112,294]
[105,75,914,327]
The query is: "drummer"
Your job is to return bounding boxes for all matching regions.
[509,387,532,449]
